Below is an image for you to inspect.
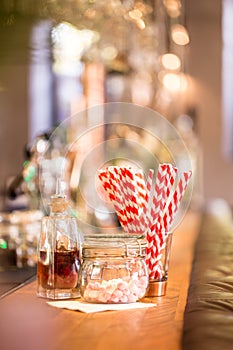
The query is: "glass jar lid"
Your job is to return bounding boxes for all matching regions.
[82,234,147,258]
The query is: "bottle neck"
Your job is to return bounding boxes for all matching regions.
[49,197,68,216]
[50,211,68,217]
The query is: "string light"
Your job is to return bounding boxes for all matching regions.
[159,71,188,93]
[163,0,181,18]
[160,53,181,70]
[171,24,190,46]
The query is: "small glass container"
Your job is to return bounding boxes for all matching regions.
[37,179,82,299]
[145,232,173,297]
[79,234,149,303]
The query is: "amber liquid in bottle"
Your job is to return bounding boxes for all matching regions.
[37,249,80,290]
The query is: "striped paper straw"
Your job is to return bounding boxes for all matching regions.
[107,167,129,231]
[98,168,128,230]
[98,168,115,201]
[148,167,192,279]
[146,164,175,266]
[134,169,147,214]
[152,164,178,247]
[150,164,172,225]
[140,169,154,231]
[164,164,178,206]
[162,170,192,232]
[119,167,144,233]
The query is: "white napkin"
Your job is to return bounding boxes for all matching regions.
[47,300,156,313]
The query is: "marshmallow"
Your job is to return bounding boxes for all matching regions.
[82,275,148,304]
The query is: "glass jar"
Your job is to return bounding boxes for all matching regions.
[79,234,149,303]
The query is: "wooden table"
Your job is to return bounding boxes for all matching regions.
[0,211,201,350]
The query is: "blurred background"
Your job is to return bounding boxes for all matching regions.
[0,0,232,276]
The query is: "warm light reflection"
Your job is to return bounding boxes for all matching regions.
[101,46,118,61]
[129,9,143,20]
[36,139,47,153]
[126,6,146,30]
[134,1,153,15]
[51,22,99,74]
[163,0,181,18]
[160,53,181,70]
[162,72,180,91]
[135,18,146,30]
[160,72,188,92]
[171,24,190,45]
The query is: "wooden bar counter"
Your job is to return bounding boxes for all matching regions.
[0,211,201,350]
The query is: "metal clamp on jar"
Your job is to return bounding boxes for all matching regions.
[79,234,149,303]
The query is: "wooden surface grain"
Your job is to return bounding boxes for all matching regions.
[0,211,201,350]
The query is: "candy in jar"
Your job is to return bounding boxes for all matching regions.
[79,234,149,303]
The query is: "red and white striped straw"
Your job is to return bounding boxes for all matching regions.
[119,167,144,233]
[134,169,147,213]
[146,164,176,263]
[98,168,128,231]
[140,169,154,231]
[99,165,192,280]
[147,167,191,279]
[164,164,178,206]
[146,169,154,196]
[107,166,129,231]
[152,164,178,242]
[146,165,168,268]
[150,164,173,226]
[162,170,192,232]
[99,166,151,233]
[98,168,115,201]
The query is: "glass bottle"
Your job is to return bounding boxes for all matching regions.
[79,234,149,303]
[37,179,81,299]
